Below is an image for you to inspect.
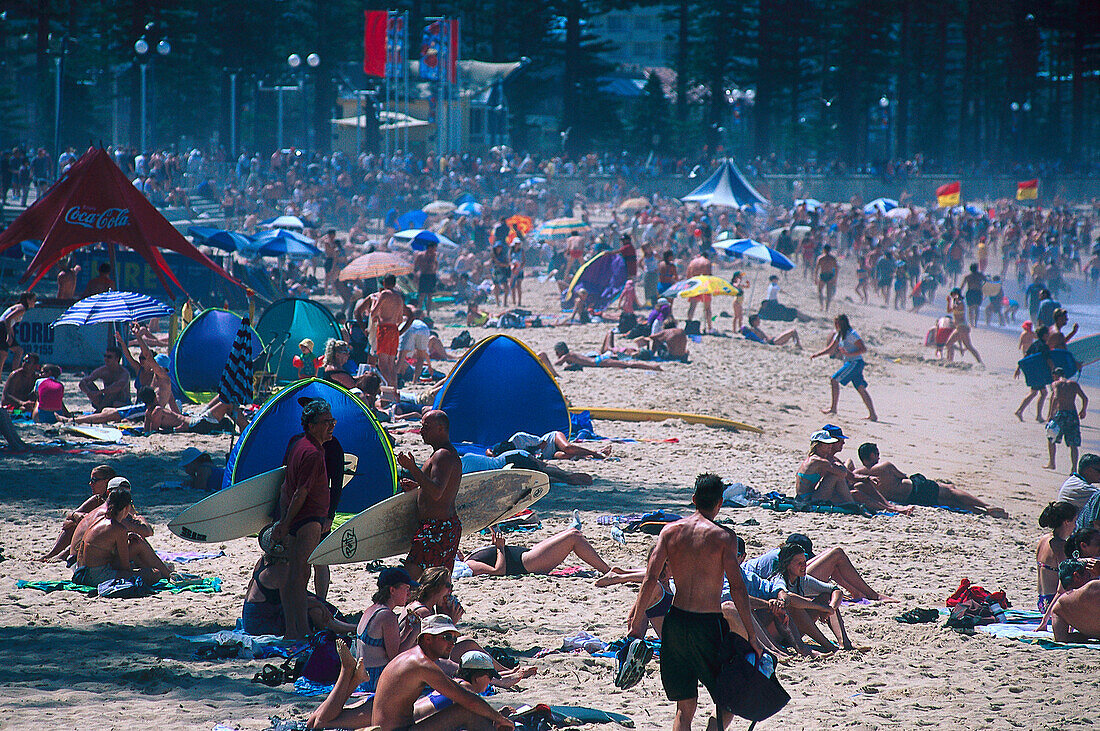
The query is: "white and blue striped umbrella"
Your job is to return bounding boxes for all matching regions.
[454,201,483,216]
[712,238,795,271]
[863,197,899,215]
[53,291,174,327]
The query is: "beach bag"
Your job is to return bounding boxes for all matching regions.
[617,311,637,334]
[714,632,790,724]
[96,576,153,599]
[684,320,702,336]
[299,630,347,685]
[450,330,473,349]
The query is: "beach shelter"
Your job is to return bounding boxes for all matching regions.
[171,308,262,403]
[432,334,570,451]
[681,159,769,209]
[562,250,628,311]
[223,378,397,514]
[255,298,342,383]
[0,147,239,295]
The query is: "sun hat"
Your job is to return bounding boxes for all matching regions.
[459,650,501,678]
[177,447,207,469]
[810,430,839,444]
[299,338,315,351]
[419,614,459,637]
[821,424,848,440]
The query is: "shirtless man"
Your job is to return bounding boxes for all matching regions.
[684,248,713,332]
[40,464,117,561]
[79,262,114,298]
[626,474,761,731]
[1046,368,1088,473]
[1046,308,1078,350]
[67,476,155,563]
[1051,575,1100,642]
[56,262,80,298]
[370,274,411,386]
[2,352,39,409]
[542,341,662,374]
[397,409,462,581]
[413,241,439,316]
[853,442,1007,517]
[814,245,839,311]
[79,347,131,411]
[116,328,181,414]
[71,488,171,587]
[745,314,801,348]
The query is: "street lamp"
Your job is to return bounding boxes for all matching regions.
[878,95,891,162]
[286,52,320,150]
[135,26,170,152]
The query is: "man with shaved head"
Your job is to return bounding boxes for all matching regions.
[397,409,462,580]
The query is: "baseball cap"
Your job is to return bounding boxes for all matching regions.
[107,476,131,491]
[459,650,501,678]
[786,533,814,559]
[419,614,459,637]
[378,566,418,589]
[821,424,848,440]
[809,430,839,444]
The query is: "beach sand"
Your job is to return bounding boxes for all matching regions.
[2,263,1098,730]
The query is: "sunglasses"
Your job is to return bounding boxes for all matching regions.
[437,632,459,643]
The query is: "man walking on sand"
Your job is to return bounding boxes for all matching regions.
[370,274,411,386]
[625,473,762,731]
[684,248,713,332]
[814,245,839,311]
[397,410,462,581]
[1046,367,1088,473]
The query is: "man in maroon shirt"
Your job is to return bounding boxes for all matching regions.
[272,398,336,639]
[619,233,638,280]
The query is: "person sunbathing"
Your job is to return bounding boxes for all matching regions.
[795,430,908,514]
[1051,568,1100,642]
[463,527,618,578]
[1037,502,1079,612]
[744,314,801,348]
[40,464,117,562]
[851,442,1008,517]
[490,430,611,461]
[353,566,421,692]
[70,488,171,587]
[460,448,594,485]
[67,386,157,428]
[539,341,662,376]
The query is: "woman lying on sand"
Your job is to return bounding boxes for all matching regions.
[463,528,619,578]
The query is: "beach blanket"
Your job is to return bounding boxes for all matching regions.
[16,577,221,596]
[178,629,291,659]
[940,608,1100,650]
[548,565,598,578]
[157,550,225,564]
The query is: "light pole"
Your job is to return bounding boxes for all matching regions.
[879,95,890,163]
[287,52,320,150]
[134,29,170,152]
[228,69,239,156]
[1010,100,1031,160]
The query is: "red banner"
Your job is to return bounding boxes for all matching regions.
[363,11,388,78]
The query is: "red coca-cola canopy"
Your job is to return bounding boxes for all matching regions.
[0,146,241,295]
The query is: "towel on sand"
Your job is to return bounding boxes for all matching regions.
[16,577,222,596]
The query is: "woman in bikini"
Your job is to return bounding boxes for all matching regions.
[355,566,419,692]
[794,431,860,506]
[1037,501,1079,612]
[944,287,983,364]
[464,527,617,578]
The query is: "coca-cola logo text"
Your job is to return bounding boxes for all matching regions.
[64,206,130,230]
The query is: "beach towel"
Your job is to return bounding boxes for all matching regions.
[548,565,598,578]
[940,608,1100,650]
[16,577,221,596]
[157,550,226,564]
[547,706,633,727]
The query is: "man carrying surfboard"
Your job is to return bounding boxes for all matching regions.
[272,398,336,639]
[397,409,462,581]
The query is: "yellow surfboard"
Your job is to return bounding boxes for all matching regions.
[571,407,762,433]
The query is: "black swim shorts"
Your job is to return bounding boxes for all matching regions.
[906,473,940,506]
[660,605,729,702]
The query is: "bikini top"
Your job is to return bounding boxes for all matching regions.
[645,586,674,619]
[358,606,389,648]
[252,561,282,606]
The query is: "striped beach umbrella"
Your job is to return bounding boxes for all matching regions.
[217,316,255,407]
[339,252,413,281]
[713,238,795,271]
[53,291,173,327]
[535,217,590,241]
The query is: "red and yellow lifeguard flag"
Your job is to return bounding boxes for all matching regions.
[936,181,961,208]
[1016,179,1038,201]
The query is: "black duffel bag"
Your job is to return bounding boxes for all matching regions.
[713,632,790,726]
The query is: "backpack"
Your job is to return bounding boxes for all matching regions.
[450,330,474,349]
[96,576,154,599]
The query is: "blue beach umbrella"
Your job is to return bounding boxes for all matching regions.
[455,201,484,217]
[189,226,251,253]
[397,210,429,230]
[245,229,321,260]
[392,229,459,251]
[713,238,795,271]
[53,291,173,327]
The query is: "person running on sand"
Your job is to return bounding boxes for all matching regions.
[1014,324,1052,422]
[540,341,662,375]
[745,314,801,348]
[811,313,877,421]
[626,473,761,731]
[397,410,462,581]
[40,464,117,562]
[355,567,421,692]
[852,442,1007,517]
[814,245,838,311]
[1046,367,1088,473]
[769,543,855,652]
[1036,502,1079,613]
[71,488,171,587]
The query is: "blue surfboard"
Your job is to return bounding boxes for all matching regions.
[1018,349,1078,389]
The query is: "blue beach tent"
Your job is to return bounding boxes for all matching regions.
[255,298,342,383]
[432,334,570,451]
[681,159,769,208]
[171,308,262,403]
[223,378,397,514]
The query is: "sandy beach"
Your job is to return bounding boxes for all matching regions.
[2,262,1098,731]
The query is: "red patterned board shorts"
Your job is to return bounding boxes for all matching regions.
[407,517,461,571]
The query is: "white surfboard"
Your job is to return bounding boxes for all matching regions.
[309,468,551,565]
[169,455,360,543]
[64,425,124,442]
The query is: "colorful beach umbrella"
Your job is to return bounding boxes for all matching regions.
[339,252,413,281]
[713,238,795,271]
[53,291,173,327]
[619,197,651,212]
[662,275,741,299]
[535,217,590,241]
[505,214,533,244]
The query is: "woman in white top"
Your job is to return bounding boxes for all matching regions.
[771,543,854,651]
[810,313,878,421]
